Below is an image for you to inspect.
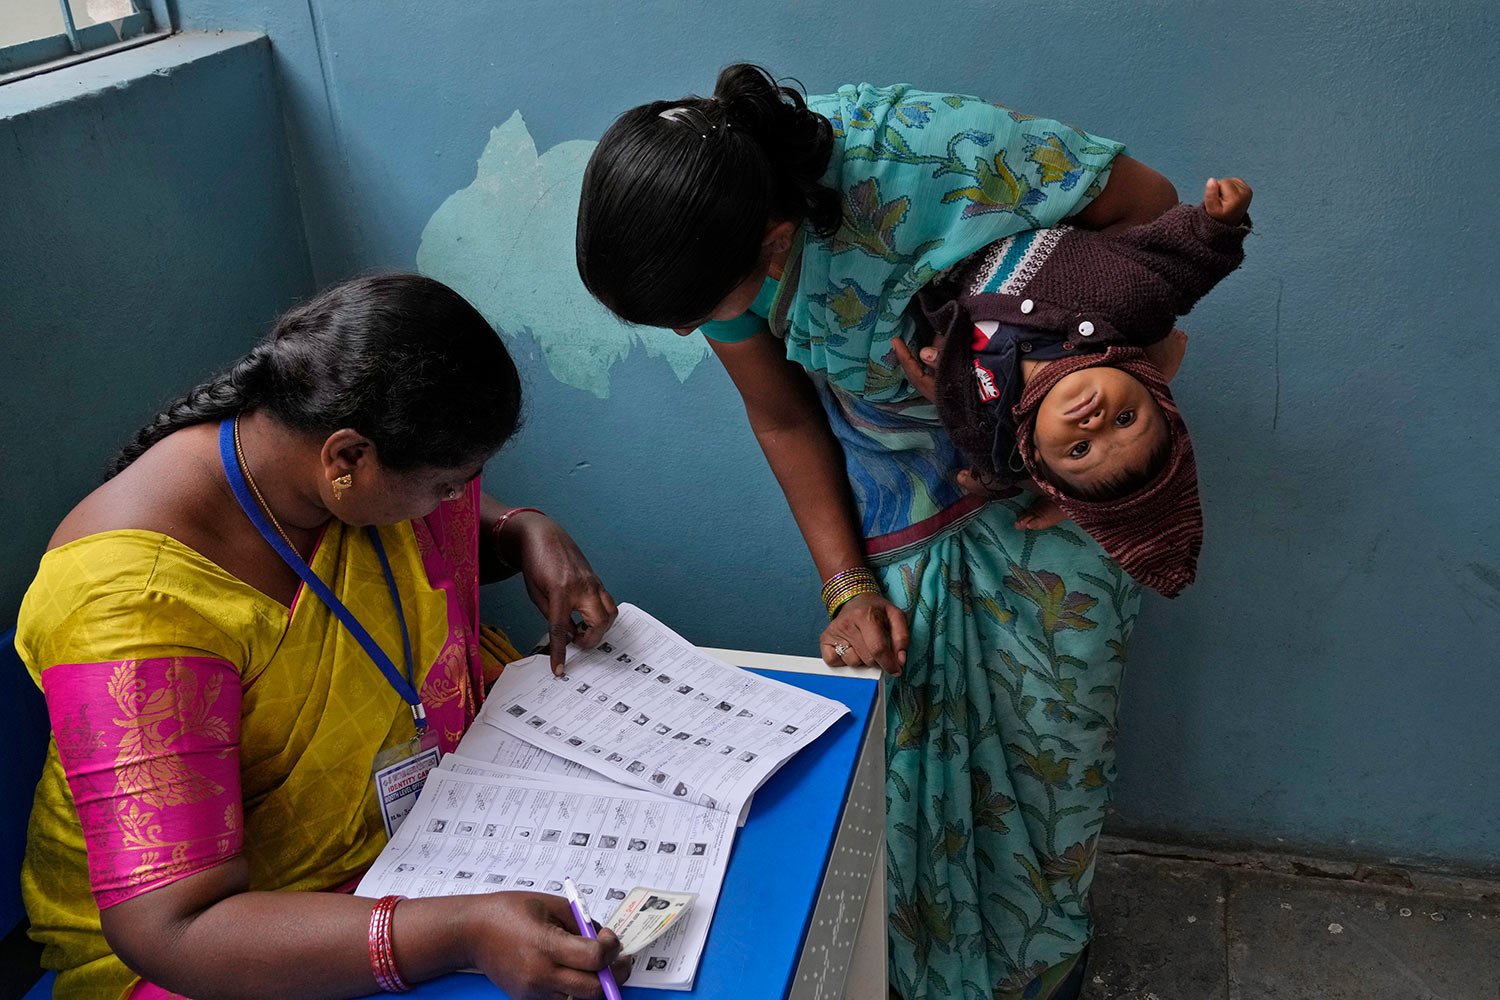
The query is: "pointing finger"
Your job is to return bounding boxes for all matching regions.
[547,595,573,675]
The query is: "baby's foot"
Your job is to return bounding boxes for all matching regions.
[1015,497,1066,531]
[1203,177,1252,225]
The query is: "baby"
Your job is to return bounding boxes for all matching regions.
[896,178,1253,597]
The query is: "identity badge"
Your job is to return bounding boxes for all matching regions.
[374,744,441,837]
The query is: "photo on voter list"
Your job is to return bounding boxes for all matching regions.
[4,6,1490,1000]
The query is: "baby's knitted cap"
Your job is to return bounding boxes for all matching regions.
[1012,347,1203,598]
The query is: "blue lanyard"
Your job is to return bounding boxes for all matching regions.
[217,419,426,732]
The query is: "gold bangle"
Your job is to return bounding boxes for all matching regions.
[822,567,880,619]
[827,582,880,619]
[821,566,877,603]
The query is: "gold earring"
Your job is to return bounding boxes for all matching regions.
[331,473,353,501]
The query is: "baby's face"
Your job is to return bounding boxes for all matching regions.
[1033,367,1168,494]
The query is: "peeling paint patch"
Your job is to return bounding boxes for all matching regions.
[416,112,711,398]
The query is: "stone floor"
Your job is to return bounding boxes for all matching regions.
[1082,838,1500,1000]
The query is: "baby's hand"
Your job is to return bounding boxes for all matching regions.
[1203,177,1252,225]
[891,335,942,403]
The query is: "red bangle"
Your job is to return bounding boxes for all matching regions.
[491,506,545,545]
[489,507,545,569]
[368,894,411,993]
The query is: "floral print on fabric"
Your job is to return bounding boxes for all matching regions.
[878,500,1140,1000]
[768,88,1132,995]
[412,478,488,749]
[775,85,1123,403]
[41,656,242,908]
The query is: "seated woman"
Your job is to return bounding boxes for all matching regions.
[16,274,629,999]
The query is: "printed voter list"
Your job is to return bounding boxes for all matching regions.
[356,605,849,989]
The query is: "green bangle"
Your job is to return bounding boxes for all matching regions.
[827,582,881,619]
[822,567,881,618]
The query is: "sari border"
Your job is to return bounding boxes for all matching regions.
[766,227,805,341]
[863,492,990,562]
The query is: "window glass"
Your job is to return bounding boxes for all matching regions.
[2,0,160,81]
[0,0,65,49]
[74,0,138,30]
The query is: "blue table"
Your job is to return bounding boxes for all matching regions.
[394,668,879,999]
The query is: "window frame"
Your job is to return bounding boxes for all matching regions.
[0,0,174,86]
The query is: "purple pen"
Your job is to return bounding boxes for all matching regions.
[563,876,624,1000]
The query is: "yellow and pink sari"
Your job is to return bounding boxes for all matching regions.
[16,481,513,999]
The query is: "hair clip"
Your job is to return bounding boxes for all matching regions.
[658,105,720,139]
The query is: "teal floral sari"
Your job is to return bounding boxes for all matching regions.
[817,383,1141,1000]
[877,499,1139,999]
[715,83,1140,998]
[774,84,1122,406]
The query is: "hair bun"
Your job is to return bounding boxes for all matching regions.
[712,64,840,235]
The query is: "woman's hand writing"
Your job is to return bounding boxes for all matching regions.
[465,892,631,1000]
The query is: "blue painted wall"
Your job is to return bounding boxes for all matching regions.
[0,33,316,629]
[34,2,1500,867]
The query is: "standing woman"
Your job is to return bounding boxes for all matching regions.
[577,66,1180,999]
[17,275,629,999]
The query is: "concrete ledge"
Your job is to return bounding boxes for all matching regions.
[0,31,270,120]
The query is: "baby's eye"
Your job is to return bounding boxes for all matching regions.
[1115,409,1136,427]
[1067,441,1090,459]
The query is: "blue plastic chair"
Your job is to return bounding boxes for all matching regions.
[1,627,55,999]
